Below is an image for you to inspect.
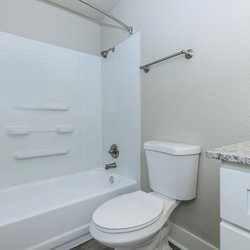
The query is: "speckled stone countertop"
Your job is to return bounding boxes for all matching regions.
[206,141,250,165]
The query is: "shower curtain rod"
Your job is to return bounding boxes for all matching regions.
[78,0,133,35]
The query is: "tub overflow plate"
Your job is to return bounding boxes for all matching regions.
[109,176,114,184]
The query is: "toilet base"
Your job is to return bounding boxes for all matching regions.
[115,224,172,250]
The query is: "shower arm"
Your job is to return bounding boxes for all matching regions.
[78,0,133,35]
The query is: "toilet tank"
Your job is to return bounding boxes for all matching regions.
[144,141,201,201]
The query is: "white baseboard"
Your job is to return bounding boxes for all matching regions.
[168,222,219,250]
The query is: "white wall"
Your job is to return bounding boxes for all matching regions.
[0,0,100,55]
[0,1,142,188]
[0,0,103,187]
[0,31,102,187]
[101,0,250,247]
[102,33,140,184]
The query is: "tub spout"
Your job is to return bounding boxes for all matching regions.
[105,162,117,170]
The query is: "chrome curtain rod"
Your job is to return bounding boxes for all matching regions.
[140,49,194,73]
[78,0,133,35]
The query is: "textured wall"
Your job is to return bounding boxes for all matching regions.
[101,0,250,247]
[0,0,100,55]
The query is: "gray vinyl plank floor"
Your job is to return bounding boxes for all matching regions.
[71,239,181,250]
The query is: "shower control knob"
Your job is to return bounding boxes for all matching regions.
[108,144,119,159]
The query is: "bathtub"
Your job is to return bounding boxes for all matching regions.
[0,169,138,250]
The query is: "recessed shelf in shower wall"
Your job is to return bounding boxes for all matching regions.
[6,125,74,136]
[13,147,70,160]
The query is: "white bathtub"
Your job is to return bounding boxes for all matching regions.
[0,169,138,250]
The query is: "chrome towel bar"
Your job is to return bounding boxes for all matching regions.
[140,49,194,73]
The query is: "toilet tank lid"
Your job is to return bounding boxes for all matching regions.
[144,141,201,155]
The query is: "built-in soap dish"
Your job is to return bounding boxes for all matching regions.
[13,147,70,160]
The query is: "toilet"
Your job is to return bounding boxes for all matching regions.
[90,141,201,250]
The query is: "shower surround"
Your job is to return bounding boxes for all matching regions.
[0,31,140,249]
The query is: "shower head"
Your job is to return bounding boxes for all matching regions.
[101,47,115,58]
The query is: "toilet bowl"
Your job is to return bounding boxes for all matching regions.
[90,191,180,250]
[90,141,201,250]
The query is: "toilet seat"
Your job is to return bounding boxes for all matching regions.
[92,191,164,233]
[90,191,179,249]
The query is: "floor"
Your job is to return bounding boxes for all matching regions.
[71,239,111,250]
[71,239,181,250]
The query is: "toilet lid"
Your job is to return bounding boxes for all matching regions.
[92,191,164,233]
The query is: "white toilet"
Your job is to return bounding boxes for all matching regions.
[90,141,201,250]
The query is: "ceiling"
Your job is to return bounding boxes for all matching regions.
[46,0,122,21]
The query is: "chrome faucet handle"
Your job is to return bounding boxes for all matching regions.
[105,162,117,170]
[108,144,119,159]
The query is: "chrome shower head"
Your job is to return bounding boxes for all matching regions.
[101,47,115,58]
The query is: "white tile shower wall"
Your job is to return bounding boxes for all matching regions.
[0,31,102,187]
[102,33,141,184]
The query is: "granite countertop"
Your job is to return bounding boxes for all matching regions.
[206,141,250,165]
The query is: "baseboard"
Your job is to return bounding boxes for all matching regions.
[168,222,219,250]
